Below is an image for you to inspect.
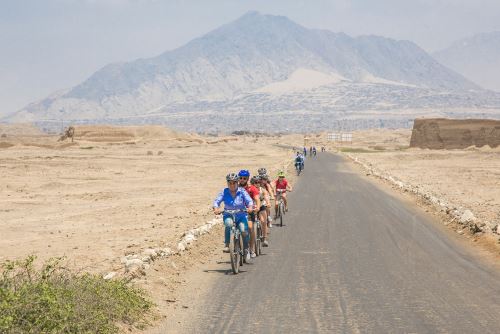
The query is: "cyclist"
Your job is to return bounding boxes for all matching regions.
[312,146,317,156]
[259,172,275,228]
[213,173,254,262]
[294,152,304,173]
[251,175,271,247]
[273,171,292,217]
[238,170,260,259]
[303,147,307,157]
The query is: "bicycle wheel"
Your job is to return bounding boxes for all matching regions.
[256,223,262,256]
[230,233,240,274]
[240,237,245,265]
[279,202,284,227]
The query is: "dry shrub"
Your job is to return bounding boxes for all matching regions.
[0,256,153,333]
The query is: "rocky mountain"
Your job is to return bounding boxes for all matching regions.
[4,11,483,126]
[433,32,500,92]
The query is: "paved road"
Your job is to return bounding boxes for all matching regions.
[164,154,500,333]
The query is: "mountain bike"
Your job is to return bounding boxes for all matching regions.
[295,162,302,175]
[224,209,246,274]
[275,189,286,227]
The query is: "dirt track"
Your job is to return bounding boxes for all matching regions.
[153,153,500,333]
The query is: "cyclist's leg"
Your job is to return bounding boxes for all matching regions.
[248,213,255,254]
[237,215,250,250]
[259,207,267,240]
[266,184,273,226]
[282,192,288,211]
[223,215,233,252]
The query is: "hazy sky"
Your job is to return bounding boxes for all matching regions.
[1,0,500,116]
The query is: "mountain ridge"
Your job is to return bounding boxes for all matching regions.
[3,11,486,125]
[433,31,500,92]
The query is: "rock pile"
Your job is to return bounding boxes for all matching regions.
[103,217,222,280]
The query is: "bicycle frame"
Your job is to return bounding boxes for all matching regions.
[224,209,247,273]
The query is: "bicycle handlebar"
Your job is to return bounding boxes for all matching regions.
[223,209,247,214]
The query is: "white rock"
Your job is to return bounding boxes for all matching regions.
[459,210,475,224]
[429,196,439,204]
[125,259,143,268]
[177,242,186,252]
[142,248,157,257]
[103,272,117,280]
[184,234,196,244]
[161,247,173,256]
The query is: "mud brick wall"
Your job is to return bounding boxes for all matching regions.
[410,118,500,149]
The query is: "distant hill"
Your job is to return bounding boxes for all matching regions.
[3,11,484,128]
[433,32,500,92]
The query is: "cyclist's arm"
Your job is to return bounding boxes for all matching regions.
[266,183,274,200]
[212,190,224,214]
[253,194,261,212]
[242,190,254,213]
[287,183,293,192]
[263,189,271,207]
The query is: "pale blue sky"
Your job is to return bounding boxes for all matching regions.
[1,0,500,115]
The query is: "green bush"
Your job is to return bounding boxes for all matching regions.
[0,256,152,333]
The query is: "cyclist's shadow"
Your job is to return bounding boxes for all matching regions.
[204,268,248,275]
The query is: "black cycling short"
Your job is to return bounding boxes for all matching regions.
[249,212,256,221]
[259,205,267,212]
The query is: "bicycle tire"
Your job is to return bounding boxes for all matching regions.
[230,234,240,274]
[256,223,262,256]
[240,236,245,265]
[279,202,284,227]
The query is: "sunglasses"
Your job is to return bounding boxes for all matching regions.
[239,177,249,180]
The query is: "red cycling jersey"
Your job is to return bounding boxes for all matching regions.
[244,184,260,200]
[275,179,288,191]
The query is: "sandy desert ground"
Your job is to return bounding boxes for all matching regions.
[0,124,302,275]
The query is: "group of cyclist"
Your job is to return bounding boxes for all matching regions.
[213,168,292,262]
[303,146,316,157]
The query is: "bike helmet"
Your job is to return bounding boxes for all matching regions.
[238,169,250,177]
[261,174,270,181]
[277,171,285,177]
[226,173,239,182]
[250,175,261,184]
[258,167,267,175]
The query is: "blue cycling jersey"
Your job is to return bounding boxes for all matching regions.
[213,187,253,218]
